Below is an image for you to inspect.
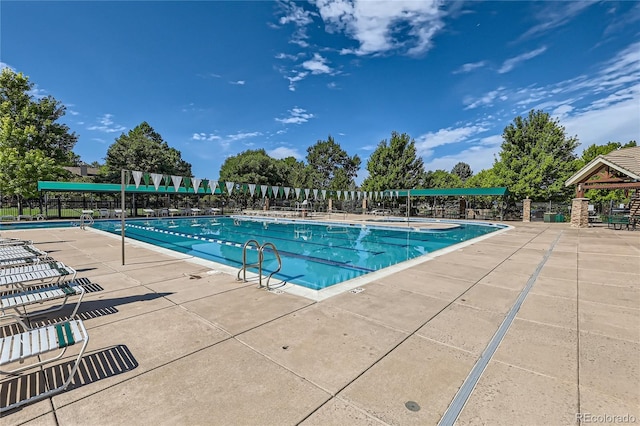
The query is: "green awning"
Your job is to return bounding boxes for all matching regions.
[38,181,222,194]
[392,187,509,197]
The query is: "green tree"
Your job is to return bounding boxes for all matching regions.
[0,148,61,212]
[465,168,504,208]
[361,131,426,191]
[424,169,463,189]
[306,135,361,190]
[0,68,78,212]
[0,68,78,164]
[577,140,636,167]
[451,162,472,181]
[276,156,309,188]
[101,122,192,182]
[494,110,579,201]
[219,149,283,186]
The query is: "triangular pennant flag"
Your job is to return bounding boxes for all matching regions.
[209,180,218,194]
[183,177,191,191]
[321,189,326,199]
[248,183,256,197]
[171,175,182,192]
[143,172,150,187]
[132,171,143,188]
[164,175,172,190]
[294,188,301,198]
[192,178,201,193]
[150,173,163,191]
[261,185,268,198]
[284,187,291,198]
[337,190,342,200]
[351,191,355,200]
[313,189,318,199]
[271,186,279,198]
[225,181,235,195]
[304,188,310,199]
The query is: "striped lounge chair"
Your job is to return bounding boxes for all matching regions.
[0,317,89,413]
[0,262,84,319]
[0,244,49,268]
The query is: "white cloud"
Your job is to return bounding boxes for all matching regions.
[423,144,500,175]
[415,125,488,156]
[277,1,315,47]
[230,80,246,85]
[275,107,315,124]
[268,146,303,159]
[226,131,261,142]
[312,0,445,56]
[518,1,596,40]
[463,87,508,110]
[302,53,332,74]
[498,46,547,74]
[286,71,308,91]
[453,60,487,74]
[192,133,221,141]
[87,114,126,133]
[563,94,640,149]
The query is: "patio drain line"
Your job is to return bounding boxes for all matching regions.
[438,231,563,426]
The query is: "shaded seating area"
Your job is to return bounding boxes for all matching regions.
[565,146,640,228]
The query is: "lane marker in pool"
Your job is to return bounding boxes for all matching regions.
[124,223,377,273]
[125,224,250,250]
[438,231,563,426]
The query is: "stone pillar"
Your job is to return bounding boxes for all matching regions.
[328,198,333,212]
[362,198,367,212]
[571,198,589,228]
[522,198,532,222]
[264,198,269,211]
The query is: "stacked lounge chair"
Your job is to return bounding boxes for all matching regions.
[0,237,89,413]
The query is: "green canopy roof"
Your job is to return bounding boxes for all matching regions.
[38,181,508,198]
[38,181,222,194]
[393,187,509,197]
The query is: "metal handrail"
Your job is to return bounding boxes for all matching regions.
[259,242,282,289]
[237,239,261,282]
[237,240,283,290]
[79,213,94,230]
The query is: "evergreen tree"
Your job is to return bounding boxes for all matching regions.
[362,131,426,191]
[494,110,579,201]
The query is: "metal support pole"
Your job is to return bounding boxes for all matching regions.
[121,169,126,265]
[406,189,410,225]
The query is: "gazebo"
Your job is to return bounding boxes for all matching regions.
[565,146,640,227]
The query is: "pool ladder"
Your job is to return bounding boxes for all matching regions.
[237,240,283,290]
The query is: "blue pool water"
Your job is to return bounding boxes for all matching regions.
[92,216,504,290]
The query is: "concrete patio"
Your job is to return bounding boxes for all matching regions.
[1,220,638,425]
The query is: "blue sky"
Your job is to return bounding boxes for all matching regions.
[2,1,639,184]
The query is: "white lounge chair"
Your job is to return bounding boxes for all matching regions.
[0,237,32,246]
[0,261,77,288]
[0,317,89,413]
[0,244,48,267]
[1,279,85,319]
[143,208,156,217]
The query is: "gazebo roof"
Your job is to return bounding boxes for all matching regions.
[565,146,640,187]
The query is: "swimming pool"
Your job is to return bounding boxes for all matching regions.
[92,216,505,290]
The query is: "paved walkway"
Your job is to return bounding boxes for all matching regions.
[1,221,638,425]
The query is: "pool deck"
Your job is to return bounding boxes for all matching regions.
[1,219,638,425]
